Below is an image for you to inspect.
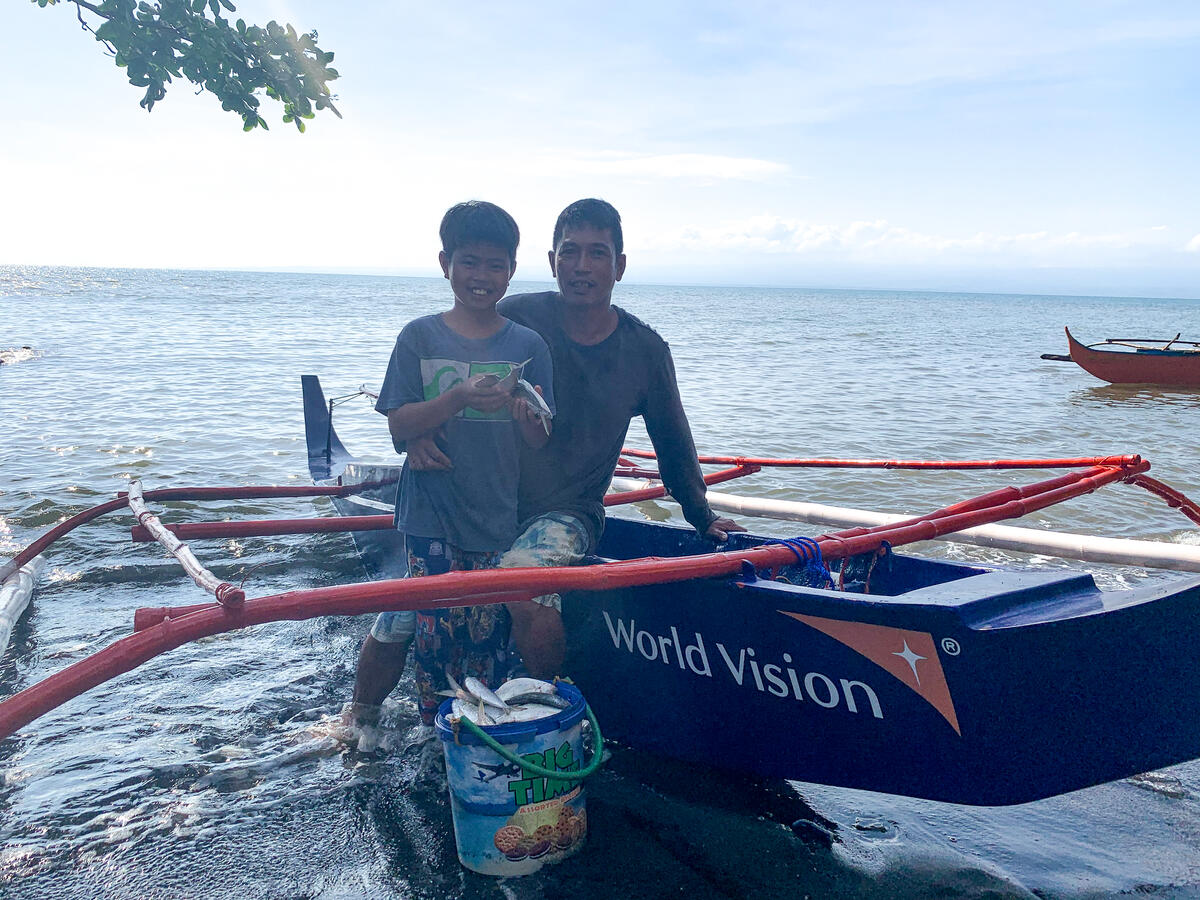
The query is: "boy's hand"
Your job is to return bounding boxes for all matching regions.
[457,373,512,414]
[510,384,546,425]
[406,430,452,470]
[512,384,551,448]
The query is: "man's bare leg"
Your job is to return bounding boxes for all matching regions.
[352,634,412,708]
[506,600,565,678]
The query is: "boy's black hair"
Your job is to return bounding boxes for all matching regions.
[439,201,520,262]
[552,198,623,256]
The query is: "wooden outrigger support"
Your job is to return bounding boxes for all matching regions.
[126,482,246,606]
[0,480,400,585]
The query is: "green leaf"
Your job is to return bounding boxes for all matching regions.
[35,0,339,133]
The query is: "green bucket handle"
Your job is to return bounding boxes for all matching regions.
[456,703,605,782]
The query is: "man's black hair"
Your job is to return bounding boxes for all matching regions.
[552,198,623,256]
[439,201,520,262]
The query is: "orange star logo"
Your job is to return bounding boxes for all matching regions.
[779,612,961,735]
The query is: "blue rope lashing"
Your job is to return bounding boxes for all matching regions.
[792,536,834,589]
[764,537,811,563]
[762,538,808,583]
[764,537,832,589]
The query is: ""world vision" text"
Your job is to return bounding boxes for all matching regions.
[602,613,883,718]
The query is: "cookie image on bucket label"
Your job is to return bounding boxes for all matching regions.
[488,789,588,868]
[494,825,525,857]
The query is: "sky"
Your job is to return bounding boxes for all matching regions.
[3,1,1200,297]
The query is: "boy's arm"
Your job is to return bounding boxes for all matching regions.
[386,376,513,447]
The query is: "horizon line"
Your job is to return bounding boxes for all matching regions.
[1,261,1198,304]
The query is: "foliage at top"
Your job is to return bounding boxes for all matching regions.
[34,0,340,132]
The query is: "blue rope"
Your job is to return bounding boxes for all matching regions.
[765,537,833,589]
[792,540,830,588]
[766,538,812,563]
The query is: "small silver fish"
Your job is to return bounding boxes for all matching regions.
[473,359,529,392]
[451,698,495,726]
[464,676,511,712]
[492,704,558,723]
[443,672,508,711]
[514,378,553,434]
[504,691,571,710]
[495,677,558,701]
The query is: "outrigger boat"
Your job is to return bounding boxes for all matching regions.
[1049,327,1200,386]
[3,376,1200,807]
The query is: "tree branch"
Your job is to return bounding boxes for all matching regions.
[35,0,340,132]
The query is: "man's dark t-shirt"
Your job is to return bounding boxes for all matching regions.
[498,291,716,551]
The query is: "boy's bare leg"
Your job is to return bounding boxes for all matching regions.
[506,601,565,678]
[352,634,412,708]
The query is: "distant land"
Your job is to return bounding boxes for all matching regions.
[207,263,1200,302]
[2,262,1197,302]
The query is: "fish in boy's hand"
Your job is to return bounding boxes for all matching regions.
[514,378,553,434]
[474,358,529,392]
[474,358,553,434]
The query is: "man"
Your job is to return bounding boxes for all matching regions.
[406,198,742,679]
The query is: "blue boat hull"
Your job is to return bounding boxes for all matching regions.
[303,375,1200,805]
[566,518,1200,805]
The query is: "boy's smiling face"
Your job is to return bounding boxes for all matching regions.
[440,241,515,312]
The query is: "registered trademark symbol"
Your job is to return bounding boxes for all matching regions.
[941,638,961,656]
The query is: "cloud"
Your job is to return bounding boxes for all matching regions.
[650,216,1188,265]
[516,151,789,181]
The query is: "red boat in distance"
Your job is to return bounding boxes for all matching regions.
[1064,327,1200,386]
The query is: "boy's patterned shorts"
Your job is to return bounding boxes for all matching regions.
[369,535,507,726]
[366,513,588,725]
[369,535,501,643]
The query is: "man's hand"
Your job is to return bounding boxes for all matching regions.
[406,430,452,470]
[704,516,746,542]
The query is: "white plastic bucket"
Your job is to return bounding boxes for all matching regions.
[435,682,588,876]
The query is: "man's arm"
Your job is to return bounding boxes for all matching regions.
[405,430,452,470]
[642,347,744,541]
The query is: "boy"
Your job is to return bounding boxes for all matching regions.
[351,200,554,726]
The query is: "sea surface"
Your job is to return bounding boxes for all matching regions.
[2,265,1200,899]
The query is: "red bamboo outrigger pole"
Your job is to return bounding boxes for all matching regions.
[620,447,1144,471]
[126,466,763,544]
[0,458,1159,741]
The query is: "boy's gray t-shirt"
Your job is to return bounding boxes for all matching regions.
[375,314,555,552]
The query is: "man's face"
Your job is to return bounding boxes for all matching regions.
[439,241,515,312]
[548,224,626,308]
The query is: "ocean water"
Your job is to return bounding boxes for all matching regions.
[2,265,1200,899]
